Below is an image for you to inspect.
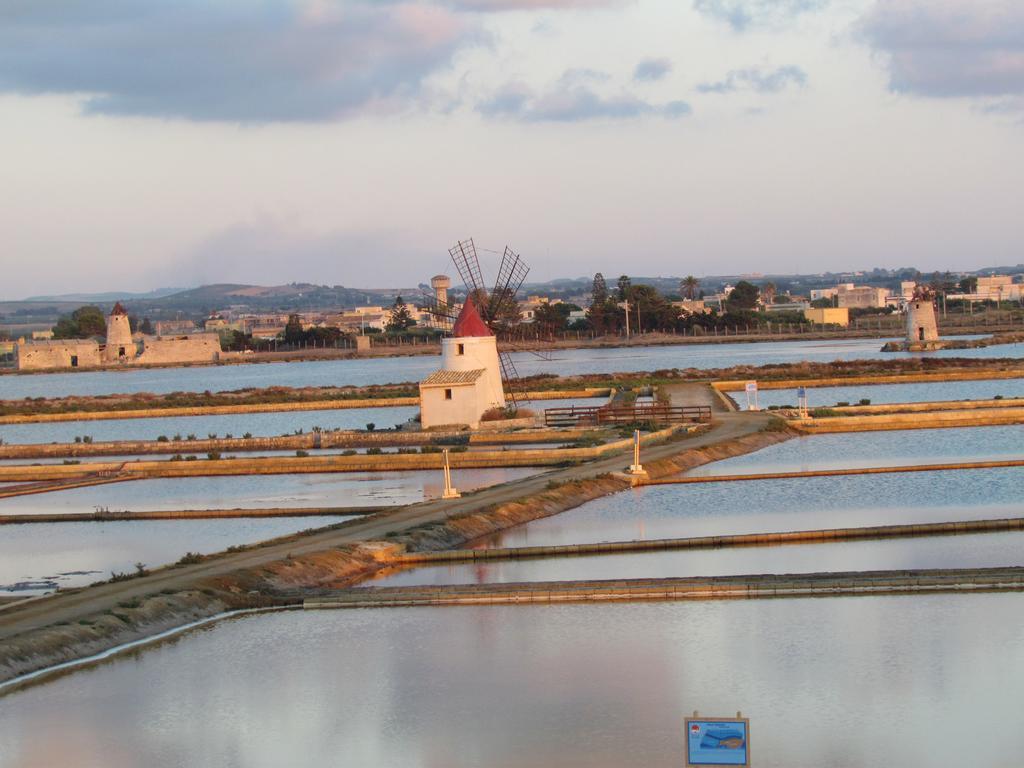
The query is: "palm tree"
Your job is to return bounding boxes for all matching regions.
[681,275,699,300]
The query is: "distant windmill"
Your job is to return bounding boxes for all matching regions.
[422,238,546,407]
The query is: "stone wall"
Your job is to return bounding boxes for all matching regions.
[15,340,101,371]
[135,334,222,365]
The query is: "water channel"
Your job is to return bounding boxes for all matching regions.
[754,377,1024,409]
[3,336,1022,399]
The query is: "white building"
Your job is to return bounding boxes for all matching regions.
[419,297,505,429]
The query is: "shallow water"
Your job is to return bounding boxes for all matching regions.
[0,406,419,445]
[684,425,1024,475]
[367,530,1024,587]
[465,466,1024,551]
[2,595,1022,767]
[4,336,1021,399]
[0,516,347,594]
[755,377,1024,409]
[0,467,541,516]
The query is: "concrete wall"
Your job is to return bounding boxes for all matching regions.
[15,340,101,371]
[804,307,849,326]
[420,380,487,428]
[135,333,221,365]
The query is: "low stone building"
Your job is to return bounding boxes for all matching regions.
[15,338,102,369]
[15,303,224,371]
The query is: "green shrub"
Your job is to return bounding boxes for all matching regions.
[207,451,221,460]
[156,435,169,443]
[176,552,203,565]
[835,401,850,407]
[295,450,309,457]
[243,432,253,439]
[366,422,376,432]
[185,455,198,461]
[170,454,184,461]
[420,445,442,453]
[811,408,841,418]
[858,399,871,406]
[366,447,383,455]
[342,449,357,456]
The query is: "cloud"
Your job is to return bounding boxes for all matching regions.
[697,65,807,93]
[634,58,673,82]
[0,1,481,122]
[480,70,690,121]
[171,218,434,287]
[858,0,1024,100]
[693,0,830,31]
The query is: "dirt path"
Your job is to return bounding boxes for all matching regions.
[663,382,730,412]
[0,413,770,641]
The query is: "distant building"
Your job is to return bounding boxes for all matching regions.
[156,319,198,335]
[16,303,222,371]
[765,301,810,313]
[30,330,53,340]
[836,286,888,309]
[804,307,849,326]
[906,289,939,344]
[672,300,709,316]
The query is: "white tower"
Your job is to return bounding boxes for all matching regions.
[419,297,505,428]
[103,302,136,363]
[431,275,451,307]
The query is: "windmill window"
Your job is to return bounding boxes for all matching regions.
[444,388,453,400]
[456,344,465,355]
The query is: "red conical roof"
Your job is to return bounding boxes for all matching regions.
[452,296,492,338]
[110,302,128,316]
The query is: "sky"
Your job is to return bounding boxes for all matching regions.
[1,0,1022,298]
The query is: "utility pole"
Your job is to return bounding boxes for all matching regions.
[619,301,631,339]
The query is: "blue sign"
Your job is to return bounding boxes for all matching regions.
[686,718,749,766]
[797,386,807,398]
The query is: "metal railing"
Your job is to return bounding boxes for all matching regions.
[544,404,712,427]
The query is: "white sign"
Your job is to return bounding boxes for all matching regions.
[744,381,757,394]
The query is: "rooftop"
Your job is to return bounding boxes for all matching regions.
[421,368,485,386]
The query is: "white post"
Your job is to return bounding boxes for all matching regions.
[442,448,460,499]
[628,429,644,475]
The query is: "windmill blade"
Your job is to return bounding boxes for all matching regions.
[418,290,458,332]
[449,239,488,306]
[488,246,529,328]
[497,350,522,408]
[500,336,554,361]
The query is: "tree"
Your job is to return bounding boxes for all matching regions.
[680,275,699,300]
[385,296,414,333]
[726,281,759,312]
[283,314,305,345]
[592,273,608,305]
[139,317,155,335]
[762,282,777,305]
[51,305,107,339]
[532,302,568,336]
[959,276,978,294]
[617,275,632,301]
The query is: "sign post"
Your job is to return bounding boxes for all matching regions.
[686,713,750,767]
[744,381,759,412]
[797,386,808,418]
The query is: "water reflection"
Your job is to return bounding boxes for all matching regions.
[367,530,1024,587]
[684,425,1024,475]
[2,596,1022,767]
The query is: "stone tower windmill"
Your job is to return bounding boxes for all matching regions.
[906,285,939,345]
[103,302,137,363]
